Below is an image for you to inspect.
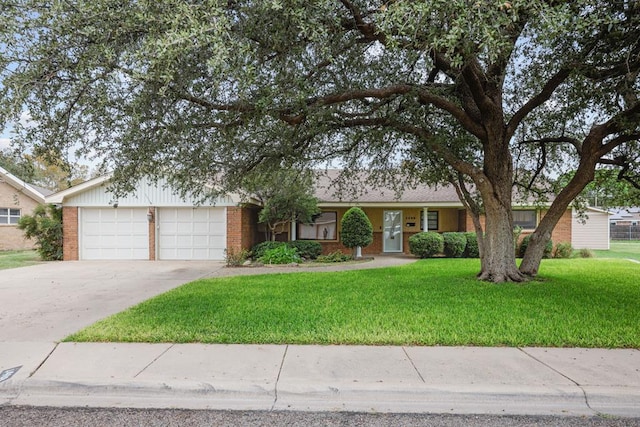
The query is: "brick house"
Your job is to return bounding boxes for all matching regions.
[0,166,51,250]
[46,172,609,261]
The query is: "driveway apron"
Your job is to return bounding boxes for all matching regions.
[0,261,223,342]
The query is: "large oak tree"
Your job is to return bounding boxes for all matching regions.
[1,0,638,282]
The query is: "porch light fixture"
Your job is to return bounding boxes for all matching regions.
[147,208,154,222]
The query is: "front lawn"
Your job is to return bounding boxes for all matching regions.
[594,241,640,261]
[0,250,41,270]
[66,258,640,348]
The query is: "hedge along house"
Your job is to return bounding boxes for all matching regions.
[0,166,52,250]
[287,172,610,255]
[46,174,260,261]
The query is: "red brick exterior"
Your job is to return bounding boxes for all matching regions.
[318,231,418,255]
[226,206,260,254]
[62,206,79,261]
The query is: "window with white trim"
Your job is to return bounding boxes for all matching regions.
[0,208,21,225]
[297,211,337,240]
[513,210,537,229]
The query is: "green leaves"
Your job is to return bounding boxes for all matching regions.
[340,207,373,250]
[17,204,63,261]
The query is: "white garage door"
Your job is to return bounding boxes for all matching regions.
[158,208,226,260]
[80,208,149,260]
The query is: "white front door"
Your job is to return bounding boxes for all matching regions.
[383,210,403,252]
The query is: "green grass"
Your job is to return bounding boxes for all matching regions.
[66,258,640,348]
[594,241,640,261]
[0,250,41,270]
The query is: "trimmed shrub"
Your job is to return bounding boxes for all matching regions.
[408,232,444,258]
[316,251,352,263]
[340,207,373,250]
[260,245,301,264]
[463,232,480,258]
[289,240,322,260]
[443,232,467,258]
[518,235,553,259]
[251,241,286,259]
[553,242,574,259]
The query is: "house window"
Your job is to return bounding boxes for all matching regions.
[0,208,21,225]
[420,210,439,231]
[427,211,438,231]
[297,211,337,240]
[513,210,537,229]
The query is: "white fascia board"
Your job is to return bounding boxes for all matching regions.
[45,174,112,204]
[0,166,47,203]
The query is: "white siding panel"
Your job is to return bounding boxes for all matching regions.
[80,208,149,260]
[66,177,236,207]
[571,208,610,250]
[158,207,226,260]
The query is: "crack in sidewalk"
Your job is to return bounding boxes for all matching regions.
[517,347,602,417]
[402,346,425,383]
[271,345,289,411]
[134,344,175,378]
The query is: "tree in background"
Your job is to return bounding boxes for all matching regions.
[560,169,640,211]
[0,148,88,191]
[1,1,639,282]
[18,204,63,260]
[341,207,373,258]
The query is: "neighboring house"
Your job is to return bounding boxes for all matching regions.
[0,166,52,250]
[609,207,640,226]
[48,172,610,261]
[609,208,640,240]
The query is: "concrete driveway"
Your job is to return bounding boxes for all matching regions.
[0,261,224,342]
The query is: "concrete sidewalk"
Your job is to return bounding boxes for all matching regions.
[1,342,639,417]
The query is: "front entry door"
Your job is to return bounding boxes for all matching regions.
[383,210,403,252]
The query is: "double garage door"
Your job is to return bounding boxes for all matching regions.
[80,207,226,260]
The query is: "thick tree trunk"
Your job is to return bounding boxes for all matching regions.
[520,157,597,276]
[477,194,526,282]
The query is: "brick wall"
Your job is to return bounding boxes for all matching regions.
[62,206,79,260]
[319,231,416,255]
[546,209,572,245]
[227,206,260,254]
[0,181,39,250]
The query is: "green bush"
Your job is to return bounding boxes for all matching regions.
[17,204,63,261]
[340,207,373,250]
[289,240,322,259]
[463,232,480,258]
[259,245,301,264]
[316,250,352,263]
[251,241,286,259]
[553,242,574,259]
[578,248,594,258]
[518,235,553,258]
[408,232,444,258]
[443,232,467,258]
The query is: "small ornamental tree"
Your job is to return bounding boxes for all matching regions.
[340,207,373,258]
[18,204,63,261]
